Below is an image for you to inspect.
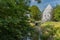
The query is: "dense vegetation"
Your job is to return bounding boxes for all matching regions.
[0,0,41,40]
[53,5,60,21]
[41,22,60,40]
[29,5,41,21]
[0,0,34,40]
[0,0,60,40]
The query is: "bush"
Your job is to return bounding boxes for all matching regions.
[53,5,60,21]
[41,24,60,40]
[0,0,34,40]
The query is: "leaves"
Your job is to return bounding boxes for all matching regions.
[0,0,34,40]
[53,5,60,21]
[29,5,41,21]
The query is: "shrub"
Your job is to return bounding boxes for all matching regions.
[41,24,60,40]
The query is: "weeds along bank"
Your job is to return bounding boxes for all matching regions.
[40,22,60,40]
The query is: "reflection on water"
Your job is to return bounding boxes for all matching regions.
[27,37,31,40]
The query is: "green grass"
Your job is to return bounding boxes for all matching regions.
[41,22,60,27]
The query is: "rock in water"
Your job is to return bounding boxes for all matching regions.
[41,4,53,23]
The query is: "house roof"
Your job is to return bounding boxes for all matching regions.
[42,4,53,13]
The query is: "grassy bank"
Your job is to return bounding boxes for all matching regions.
[41,22,60,27]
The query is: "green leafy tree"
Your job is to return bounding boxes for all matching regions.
[53,5,60,21]
[29,5,41,21]
[0,0,34,40]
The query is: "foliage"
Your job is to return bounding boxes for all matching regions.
[53,5,60,21]
[41,22,60,27]
[40,25,54,40]
[0,0,34,40]
[29,5,41,21]
[41,22,60,40]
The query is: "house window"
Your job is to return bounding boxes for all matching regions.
[44,15,46,17]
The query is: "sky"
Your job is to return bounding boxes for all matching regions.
[30,0,60,11]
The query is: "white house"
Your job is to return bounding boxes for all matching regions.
[41,4,53,23]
